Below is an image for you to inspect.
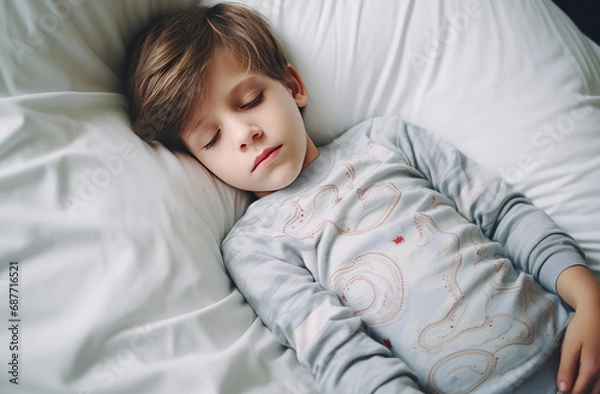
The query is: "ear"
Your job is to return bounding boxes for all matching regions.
[284,63,308,108]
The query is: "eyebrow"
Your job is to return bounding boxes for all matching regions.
[187,75,261,140]
[229,75,260,98]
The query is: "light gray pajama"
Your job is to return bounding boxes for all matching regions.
[222,116,586,393]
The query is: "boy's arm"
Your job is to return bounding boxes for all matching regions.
[223,229,424,394]
[369,116,588,293]
[369,116,598,393]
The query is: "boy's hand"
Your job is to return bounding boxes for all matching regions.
[556,266,600,394]
[558,306,600,393]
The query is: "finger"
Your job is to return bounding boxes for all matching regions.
[572,346,600,394]
[592,378,600,394]
[557,337,580,393]
[571,365,592,394]
[572,358,600,394]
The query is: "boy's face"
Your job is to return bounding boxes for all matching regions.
[182,52,317,197]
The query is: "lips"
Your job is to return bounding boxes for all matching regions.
[252,145,282,172]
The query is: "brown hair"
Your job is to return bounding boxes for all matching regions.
[125,3,291,152]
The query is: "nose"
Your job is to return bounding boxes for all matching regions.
[238,125,262,152]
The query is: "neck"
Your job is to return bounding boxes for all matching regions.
[302,134,320,170]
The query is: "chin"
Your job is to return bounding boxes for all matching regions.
[250,165,303,195]
[273,165,303,188]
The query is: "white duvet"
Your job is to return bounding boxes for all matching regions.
[0,1,598,393]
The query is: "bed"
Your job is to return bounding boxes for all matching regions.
[0,0,598,393]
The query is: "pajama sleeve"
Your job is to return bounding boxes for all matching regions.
[368,116,587,293]
[222,229,424,394]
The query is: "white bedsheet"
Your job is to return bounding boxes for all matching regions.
[0,91,314,393]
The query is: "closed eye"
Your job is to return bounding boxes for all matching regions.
[204,129,221,149]
[241,92,264,110]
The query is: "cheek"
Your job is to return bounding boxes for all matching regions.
[208,160,245,189]
[212,157,235,179]
[193,151,226,178]
[263,91,302,125]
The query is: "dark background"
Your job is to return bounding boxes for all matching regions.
[552,0,599,44]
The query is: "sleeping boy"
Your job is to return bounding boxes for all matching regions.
[125,3,600,393]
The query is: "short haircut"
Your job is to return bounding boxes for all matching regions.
[125,3,290,152]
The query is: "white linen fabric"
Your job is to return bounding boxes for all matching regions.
[0,1,313,393]
[0,0,598,393]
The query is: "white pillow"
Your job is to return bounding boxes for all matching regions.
[241,0,600,278]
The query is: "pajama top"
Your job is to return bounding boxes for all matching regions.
[222,116,585,394]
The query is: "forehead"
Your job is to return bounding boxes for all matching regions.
[184,53,259,134]
[207,48,252,85]
[208,59,255,96]
[193,49,259,112]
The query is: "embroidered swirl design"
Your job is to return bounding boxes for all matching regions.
[329,252,405,326]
